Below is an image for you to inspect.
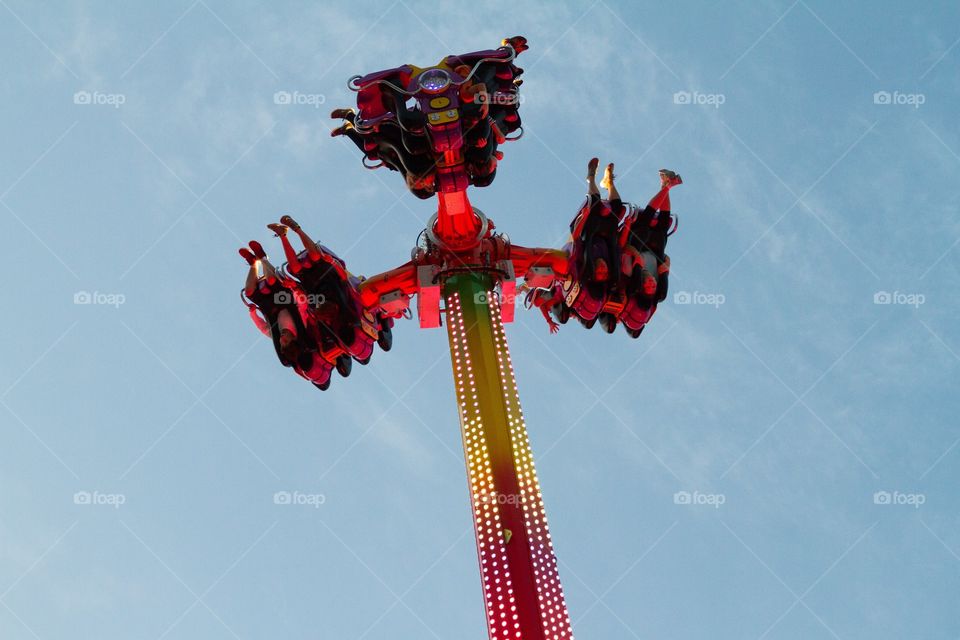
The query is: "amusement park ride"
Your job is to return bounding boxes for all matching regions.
[241,35,680,640]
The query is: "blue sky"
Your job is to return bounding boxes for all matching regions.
[1,1,959,638]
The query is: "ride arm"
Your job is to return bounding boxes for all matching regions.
[356,261,419,308]
[510,245,570,281]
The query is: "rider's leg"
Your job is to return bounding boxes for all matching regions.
[241,249,259,296]
[268,224,303,274]
[280,215,322,262]
[257,257,279,288]
[601,163,621,202]
[648,169,682,212]
[586,157,600,198]
[247,241,278,286]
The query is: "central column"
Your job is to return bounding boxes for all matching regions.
[443,272,574,640]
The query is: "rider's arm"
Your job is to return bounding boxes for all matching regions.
[656,255,670,302]
[248,306,271,337]
[538,303,559,333]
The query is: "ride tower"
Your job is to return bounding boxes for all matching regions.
[340,38,578,639]
[436,193,574,639]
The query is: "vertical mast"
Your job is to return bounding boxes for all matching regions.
[444,272,574,640]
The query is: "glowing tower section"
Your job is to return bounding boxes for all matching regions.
[444,273,574,640]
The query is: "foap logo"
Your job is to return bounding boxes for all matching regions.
[477,491,524,507]
[274,290,326,306]
[873,291,925,308]
[73,90,126,109]
[74,291,126,308]
[273,90,326,108]
[873,90,925,109]
[476,91,524,106]
[473,290,520,306]
[673,290,725,308]
[873,490,925,509]
[73,490,126,509]
[673,91,725,108]
[673,490,726,508]
[273,490,326,508]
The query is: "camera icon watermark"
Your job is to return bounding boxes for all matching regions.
[873,490,925,509]
[73,90,126,109]
[673,91,725,108]
[673,290,725,308]
[73,490,126,509]
[273,490,326,508]
[273,90,326,108]
[74,290,126,308]
[873,290,925,308]
[873,90,925,109]
[673,490,726,508]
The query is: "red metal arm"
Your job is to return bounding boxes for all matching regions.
[510,245,570,280]
[357,261,419,308]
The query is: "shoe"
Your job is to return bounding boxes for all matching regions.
[248,240,267,259]
[587,157,599,179]
[330,108,355,120]
[279,215,301,231]
[267,223,288,237]
[502,35,528,54]
[659,169,682,188]
[238,247,256,265]
[330,123,353,137]
[600,163,615,190]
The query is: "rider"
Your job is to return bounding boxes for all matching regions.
[330,111,437,199]
[619,169,681,305]
[445,36,527,138]
[266,215,360,348]
[453,65,501,188]
[239,241,332,389]
[570,158,626,286]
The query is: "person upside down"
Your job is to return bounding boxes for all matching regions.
[238,240,333,389]
[619,168,681,308]
[569,157,627,287]
[265,214,360,348]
